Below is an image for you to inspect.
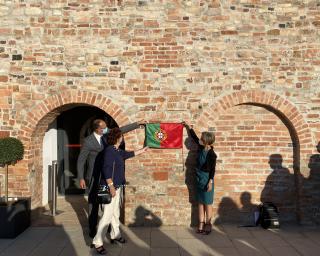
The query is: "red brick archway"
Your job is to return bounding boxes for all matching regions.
[18,90,134,207]
[197,89,314,158]
[196,89,315,223]
[199,90,314,150]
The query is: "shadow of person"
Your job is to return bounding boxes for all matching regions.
[123,206,162,255]
[184,130,200,227]
[64,194,91,246]
[239,191,259,226]
[306,141,320,223]
[128,205,163,227]
[214,197,241,224]
[125,206,211,256]
[260,154,295,222]
[55,155,91,246]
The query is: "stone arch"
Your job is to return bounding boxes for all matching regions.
[198,89,314,159]
[18,90,134,207]
[197,89,315,223]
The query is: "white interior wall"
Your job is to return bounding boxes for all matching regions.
[42,120,57,206]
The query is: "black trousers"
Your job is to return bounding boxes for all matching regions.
[88,182,99,235]
[88,201,99,234]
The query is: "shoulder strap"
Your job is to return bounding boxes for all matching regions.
[112,161,115,180]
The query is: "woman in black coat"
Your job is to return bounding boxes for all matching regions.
[183,122,217,235]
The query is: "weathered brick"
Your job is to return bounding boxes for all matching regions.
[152,172,168,181]
[0,131,10,137]
[267,29,280,35]
[0,1,318,226]
[0,76,8,82]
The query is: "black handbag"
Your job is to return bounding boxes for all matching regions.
[96,162,115,204]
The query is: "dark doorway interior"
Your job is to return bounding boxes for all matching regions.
[57,105,117,195]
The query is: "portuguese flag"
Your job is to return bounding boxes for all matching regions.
[146,123,183,148]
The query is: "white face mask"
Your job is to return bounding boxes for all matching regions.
[102,127,109,134]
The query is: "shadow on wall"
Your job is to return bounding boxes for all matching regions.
[239,192,258,224]
[128,205,163,227]
[260,154,296,222]
[214,154,297,224]
[214,192,258,226]
[184,129,200,227]
[306,141,320,223]
[184,145,299,224]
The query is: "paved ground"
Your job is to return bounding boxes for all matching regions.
[1,224,320,256]
[1,196,320,256]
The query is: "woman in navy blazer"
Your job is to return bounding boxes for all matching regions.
[92,128,148,254]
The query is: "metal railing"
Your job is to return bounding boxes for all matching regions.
[44,160,59,216]
[51,160,58,216]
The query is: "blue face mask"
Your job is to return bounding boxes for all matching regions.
[102,127,109,134]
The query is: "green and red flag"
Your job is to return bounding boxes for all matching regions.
[145,123,183,148]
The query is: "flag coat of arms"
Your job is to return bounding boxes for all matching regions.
[145,123,183,148]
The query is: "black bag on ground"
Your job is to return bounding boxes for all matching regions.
[258,202,280,229]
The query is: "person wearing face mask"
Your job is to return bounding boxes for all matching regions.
[77,119,144,238]
[91,128,148,254]
[182,122,217,235]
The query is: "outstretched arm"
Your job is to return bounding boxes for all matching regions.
[182,121,200,146]
[119,120,146,150]
[120,146,148,160]
[120,120,146,134]
[134,146,148,156]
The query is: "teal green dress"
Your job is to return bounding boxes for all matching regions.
[196,149,214,205]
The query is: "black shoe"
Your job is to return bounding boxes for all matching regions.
[196,222,205,234]
[89,230,97,238]
[110,237,126,244]
[203,223,212,235]
[90,244,106,255]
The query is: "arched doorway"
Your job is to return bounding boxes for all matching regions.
[42,104,119,205]
[20,90,133,209]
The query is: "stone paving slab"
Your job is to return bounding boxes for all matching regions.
[1,225,320,256]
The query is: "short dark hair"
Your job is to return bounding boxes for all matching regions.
[106,127,122,145]
[92,119,104,131]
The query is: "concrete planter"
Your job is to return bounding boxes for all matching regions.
[0,198,31,238]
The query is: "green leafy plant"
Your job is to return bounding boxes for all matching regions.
[0,137,24,202]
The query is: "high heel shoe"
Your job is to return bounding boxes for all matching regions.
[90,244,106,255]
[110,237,126,244]
[203,223,212,235]
[196,222,205,234]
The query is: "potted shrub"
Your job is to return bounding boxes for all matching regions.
[0,137,31,238]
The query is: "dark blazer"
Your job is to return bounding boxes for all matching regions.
[189,128,217,179]
[77,122,140,194]
[100,145,135,186]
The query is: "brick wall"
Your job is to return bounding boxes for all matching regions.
[0,1,319,225]
[214,105,295,223]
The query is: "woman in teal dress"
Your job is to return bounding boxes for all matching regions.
[183,122,217,235]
